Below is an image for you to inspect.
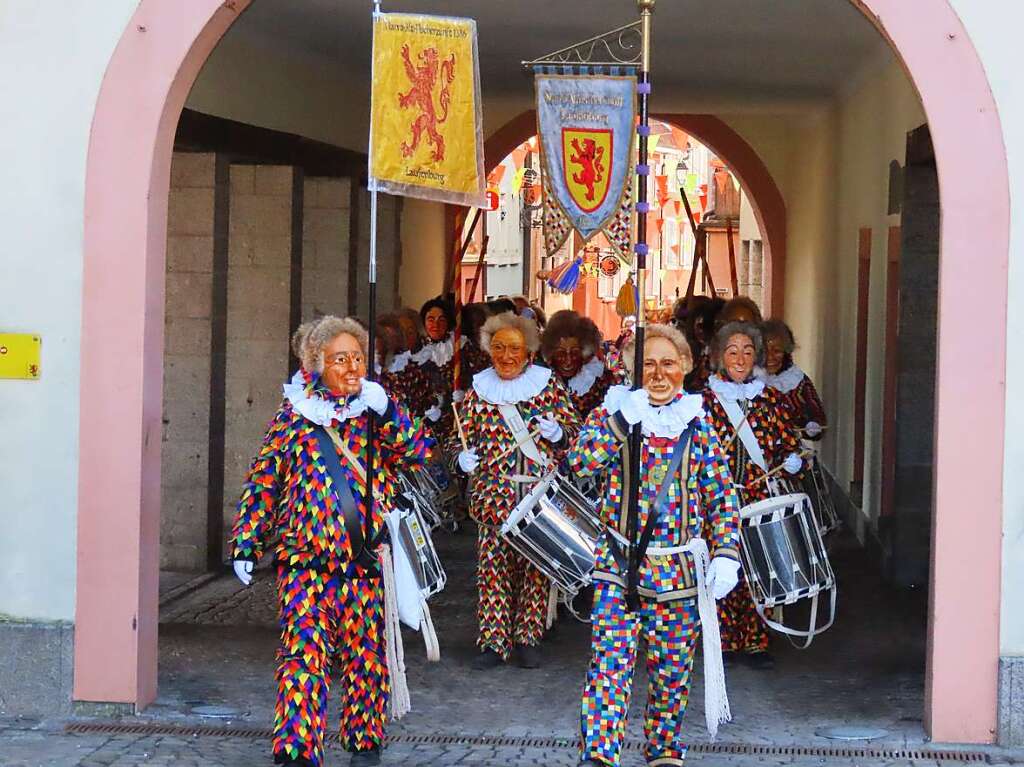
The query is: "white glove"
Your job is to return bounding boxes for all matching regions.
[458,448,480,474]
[535,417,564,443]
[452,389,466,404]
[425,404,442,422]
[805,421,822,438]
[783,452,803,475]
[618,388,650,426]
[706,557,740,600]
[233,560,254,587]
[359,379,389,415]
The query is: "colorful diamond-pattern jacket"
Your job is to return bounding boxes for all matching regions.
[453,366,581,527]
[702,376,802,504]
[776,373,827,439]
[567,392,741,602]
[565,364,627,419]
[230,374,429,570]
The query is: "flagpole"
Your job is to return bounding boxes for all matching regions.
[366,0,382,533]
[625,0,654,612]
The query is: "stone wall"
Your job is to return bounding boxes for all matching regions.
[222,165,294,543]
[302,177,350,319]
[161,152,216,572]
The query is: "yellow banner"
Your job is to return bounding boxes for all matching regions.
[0,333,41,379]
[369,13,485,206]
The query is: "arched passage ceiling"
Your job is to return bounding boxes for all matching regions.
[224,0,891,113]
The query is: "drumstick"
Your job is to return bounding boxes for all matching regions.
[451,403,468,451]
[747,448,814,488]
[494,427,543,464]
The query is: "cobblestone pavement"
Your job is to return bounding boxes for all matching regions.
[4,528,1021,766]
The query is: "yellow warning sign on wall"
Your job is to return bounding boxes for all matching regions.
[0,334,41,379]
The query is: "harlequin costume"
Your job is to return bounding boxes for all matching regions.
[563,356,627,419]
[568,385,741,766]
[757,363,827,439]
[701,373,802,656]
[230,369,429,767]
[454,364,580,659]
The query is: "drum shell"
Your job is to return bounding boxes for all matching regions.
[739,493,835,609]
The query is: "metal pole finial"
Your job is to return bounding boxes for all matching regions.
[637,0,656,11]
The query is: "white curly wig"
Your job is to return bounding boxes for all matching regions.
[479,311,541,355]
[301,315,368,374]
[620,323,693,380]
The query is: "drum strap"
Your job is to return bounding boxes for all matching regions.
[714,391,767,472]
[497,403,547,466]
[313,424,367,565]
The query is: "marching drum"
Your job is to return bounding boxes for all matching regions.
[802,452,841,537]
[392,486,447,599]
[500,473,606,596]
[738,492,837,648]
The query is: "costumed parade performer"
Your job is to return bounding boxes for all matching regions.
[394,307,436,420]
[413,296,457,426]
[701,321,804,669]
[230,316,430,767]
[758,319,827,441]
[452,311,581,669]
[541,310,626,419]
[568,323,742,767]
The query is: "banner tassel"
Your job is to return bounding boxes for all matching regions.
[547,255,584,294]
[616,275,637,317]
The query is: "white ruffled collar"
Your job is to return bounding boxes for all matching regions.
[708,373,765,402]
[566,356,605,396]
[283,370,369,426]
[603,385,704,438]
[757,363,804,394]
[388,350,411,373]
[411,334,455,367]
[472,364,551,406]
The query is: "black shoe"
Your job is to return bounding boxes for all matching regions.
[472,648,505,670]
[578,760,607,766]
[722,650,740,666]
[745,650,775,670]
[350,747,382,767]
[514,644,541,669]
[274,756,314,767]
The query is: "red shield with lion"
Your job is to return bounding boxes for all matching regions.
[561,128,612,213]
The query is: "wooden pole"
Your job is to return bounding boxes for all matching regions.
[727,217,739,296]
[625,0,655,613]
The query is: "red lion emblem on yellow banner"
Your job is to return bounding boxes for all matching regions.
[398,44,456,162]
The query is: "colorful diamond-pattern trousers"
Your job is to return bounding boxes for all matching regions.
[580,581,699,767]
[272,566,388,767]
[717,571,770,653]
[476,525,547,658]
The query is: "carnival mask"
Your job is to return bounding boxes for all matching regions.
[490,327,530,381]
[424,307,449,342]
[643,336,690,406]
[551,337,584,380]
[322,332,367,397]
[764,335,787,375]
[723,332,757,384]
[397,316,420,350]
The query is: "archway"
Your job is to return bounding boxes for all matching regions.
[76,0,1007,744]
[483,110,787,316]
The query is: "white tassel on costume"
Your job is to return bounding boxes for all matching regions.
[686,537,731,740]
[545,582,559,630]
[421,602,441,662]
[378,544,411,720]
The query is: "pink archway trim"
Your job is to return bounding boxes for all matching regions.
[77,0,1007,742]
[855,0,1008,743]
[483,111,787,315]
[75,0,252,707]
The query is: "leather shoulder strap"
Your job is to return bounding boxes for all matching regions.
[313,425,365,560]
